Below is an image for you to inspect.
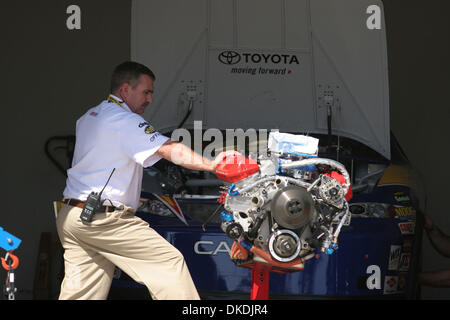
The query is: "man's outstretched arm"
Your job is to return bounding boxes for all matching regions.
[156,140,238,172]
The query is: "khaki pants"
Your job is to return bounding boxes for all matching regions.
[55,204,200,300]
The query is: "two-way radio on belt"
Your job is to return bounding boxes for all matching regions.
[80,168,116,223]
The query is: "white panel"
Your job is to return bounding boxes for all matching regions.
[310,0,390,158]
[236,0,283,49]
[131,0,390,158]
[285,0,310,50]
[209,0,235,47]
[206,49,315,131]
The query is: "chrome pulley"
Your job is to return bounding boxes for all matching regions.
[268,230,302,262]
[270,185,315,229]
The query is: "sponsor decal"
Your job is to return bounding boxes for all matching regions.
[388,245,401,270]
[218,51,241,65]
[137,122,160,141]
[398,221,415,235]
[218,50,299,76]
[149,132,161,142]
[194,240,231,255]
[230,66,289,75]
[218,51,299,65]
[393,206,416,218]
[399,253,411,272]
[89,111,98,117]
[144,125,156,134]
[383,276,398,294]
[153,194,188,226]
[393,191,411,205]
[402,236,414,252]
[138,121,149,128]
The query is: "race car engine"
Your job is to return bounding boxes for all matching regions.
[215,133,352,271]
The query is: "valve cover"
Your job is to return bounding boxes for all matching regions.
[215,154,260,183]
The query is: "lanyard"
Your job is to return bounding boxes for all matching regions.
[108,95,123,106]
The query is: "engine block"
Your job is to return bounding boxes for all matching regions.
[215,133,352,272]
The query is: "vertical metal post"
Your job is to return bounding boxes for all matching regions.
[250,263,270,300]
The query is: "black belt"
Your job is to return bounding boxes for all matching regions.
[63,199,116,213]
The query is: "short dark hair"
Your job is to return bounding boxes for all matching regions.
[110,61,156,93]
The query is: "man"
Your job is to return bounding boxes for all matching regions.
[56,61,237,300]
[418,210,450,287]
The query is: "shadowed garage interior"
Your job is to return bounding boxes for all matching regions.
[0,0,449,300]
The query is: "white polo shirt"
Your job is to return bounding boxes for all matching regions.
[63,95,170,211]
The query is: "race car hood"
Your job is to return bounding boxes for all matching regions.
[132,0,390,159]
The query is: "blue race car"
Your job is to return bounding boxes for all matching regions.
[111,0,424,299]
[109,132,423,300]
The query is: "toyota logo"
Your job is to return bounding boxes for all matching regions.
[218,51,241,65]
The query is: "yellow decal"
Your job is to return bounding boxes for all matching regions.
[394,206,416,218]
[378,165,412,186]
